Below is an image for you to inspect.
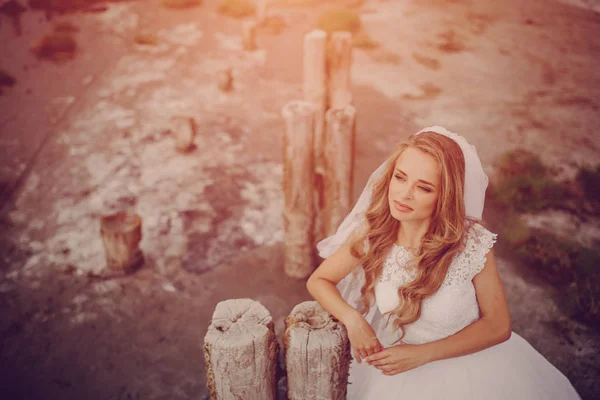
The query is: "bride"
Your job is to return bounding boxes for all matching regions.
[306,126,581,399]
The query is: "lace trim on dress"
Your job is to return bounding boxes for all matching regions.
[378,245,416,285]
[376,223,498,288]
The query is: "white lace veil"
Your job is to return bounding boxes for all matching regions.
[316,126,489,259]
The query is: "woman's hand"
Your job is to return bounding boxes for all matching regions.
[363,344,430,375]
[343,311,383,363]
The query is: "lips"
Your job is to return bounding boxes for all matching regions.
[393,201,413,212]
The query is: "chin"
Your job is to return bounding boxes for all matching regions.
[391,213,412,222]
[389,206,411,222]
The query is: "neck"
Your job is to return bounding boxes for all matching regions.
[397,218,431,249]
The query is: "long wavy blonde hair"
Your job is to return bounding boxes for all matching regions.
[349,131,470,341]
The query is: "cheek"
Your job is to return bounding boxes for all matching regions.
[388,180,398,196]
[419,193,438,212]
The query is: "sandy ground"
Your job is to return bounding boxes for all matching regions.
[0,0,599,398]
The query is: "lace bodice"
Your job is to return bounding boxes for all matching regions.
[337,222,497,345]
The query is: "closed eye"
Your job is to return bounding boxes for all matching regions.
[394,169,436,192]
[395,175,433,192]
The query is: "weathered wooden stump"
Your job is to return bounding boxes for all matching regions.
[323,105,356,238]
[242,20,258,51]
[100,185,137,215]
[100,212,143,272]
[283,301,352,400]
[169,115,196,152]
[256,0,268,23]
[303,29,328,249]
[327,31,353,109]
[217,68,233,92]
[204,299,279,400]
[281,100,315,279]
[303,29,327,167]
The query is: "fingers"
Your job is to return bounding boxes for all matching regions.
[359,348,374,360]
[353,348,374,363]
[363,350,389,364]
[352,347,367,364]
[350,334,383,363]
[354,349,373,364]
[364,337,384,355]
[374,337,384,351]
[352,348,362,363]
[364,344,380,357]
[369,358,390,367]
[355,343,380,360]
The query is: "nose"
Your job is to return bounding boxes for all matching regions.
[401,185,415,200]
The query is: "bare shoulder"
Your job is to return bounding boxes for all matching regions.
[472,249,504,297]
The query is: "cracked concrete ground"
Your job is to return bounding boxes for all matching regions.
[0,0,599,398]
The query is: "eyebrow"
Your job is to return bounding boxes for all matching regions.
[395,169,437,188]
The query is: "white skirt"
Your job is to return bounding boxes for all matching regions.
[347,332,581,400]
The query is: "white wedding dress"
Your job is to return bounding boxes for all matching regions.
[337,222,581,399]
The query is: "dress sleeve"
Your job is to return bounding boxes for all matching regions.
[465,223,498,279]
[446,223,498,285]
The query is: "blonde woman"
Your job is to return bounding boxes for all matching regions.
[307,127,581,399]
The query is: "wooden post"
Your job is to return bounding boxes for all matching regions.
[256,0,268,23]
[283,301,351,400]
[323,106,356,238]
[217,68,233,92]
[100,212,143,272]
[303,29,328,248]
[281,101,315,279]
[242,20,258,51]
[170,116,196,152]
[204,299,279,400]
[327,31,353,109]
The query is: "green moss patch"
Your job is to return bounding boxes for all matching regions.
[515,231,600,327]
[577,165,600,204]
[0,70,16,87]
[491,149,568,213]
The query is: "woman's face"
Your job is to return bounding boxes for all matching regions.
[388,147,440,223]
